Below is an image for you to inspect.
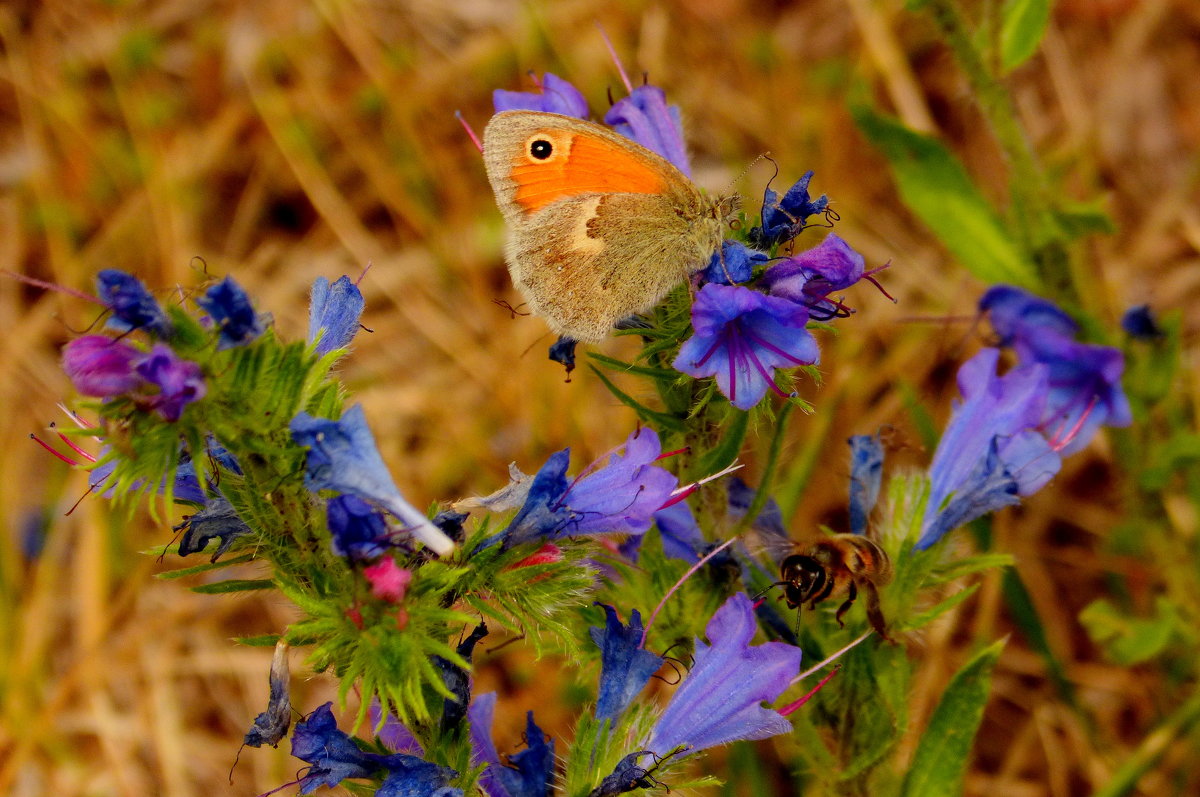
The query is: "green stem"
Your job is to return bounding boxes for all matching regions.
[733,402,795,537]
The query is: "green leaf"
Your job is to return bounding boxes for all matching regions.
[1001,0,1051,72]
[189,578,276,594]
[587,351,680,382]
[588,365,685,432]
[697,409,749,476]
[901,584,980,631]
[1080,598,1178,666]
[235,634,282,647]
[901,639,1005,797]
[155,553,256,579]
[852,106,1038,288]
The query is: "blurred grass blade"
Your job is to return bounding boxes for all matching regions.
[190,578,275,594]
[852,106,1038,289]
[1001,0,1051,72]
[901,638,1005,797]
[1093,691,1200,797]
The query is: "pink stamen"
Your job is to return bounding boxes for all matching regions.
[789,629,873,687]
[455,111,483,154]
[737,331,792,400]
[661,462,745,508]
[741,326,812,368]
[1,269,102,304]
[656,447,689,462]
[31,433,78,465]
[863,261,896,303]
[356,262,373,286]
[597,24,634,93]
[1045,396,1099,452]
[778,666,840,716]
[56,431,96,462]
[641,536,738,648]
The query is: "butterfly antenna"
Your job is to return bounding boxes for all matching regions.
[455,111,483,154]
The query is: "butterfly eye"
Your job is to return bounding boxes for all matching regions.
[529,139,554,160]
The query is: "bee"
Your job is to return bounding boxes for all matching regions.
[773,534,894,642]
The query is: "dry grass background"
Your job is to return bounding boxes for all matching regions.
[1,0,1198,795]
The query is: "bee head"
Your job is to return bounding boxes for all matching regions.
[780,553,826,605]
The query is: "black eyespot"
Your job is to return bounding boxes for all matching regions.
[529,139,553,160]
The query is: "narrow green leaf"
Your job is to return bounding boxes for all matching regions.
[901,638,1005,797]
[587,351,680,381]
[189,578,275,594]
[698,409,750,476]
[588,365,685,432]
[852,106,1038,288]
[235,634,281,647]
[155,553,256,579]
[1001,0,1051,71]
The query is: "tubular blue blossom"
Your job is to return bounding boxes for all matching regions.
[327,494,393,561]
[604,85,691,176]
[673,284,818,411]
[1121,304,1164,340]
[917,348,1062,549]
[309,275,366,356]
[469,694,555,797]
[196,276,263,348]
[499,429,678,548]
[62,335,144,397]
[651,502,705,564]
[135,344,206,421]
[290,703,461,795]
[749,171,829,248]
[979,285,1132,454]
[588,751,662,797]
[701,240,768,286]
[242,641,291,749]
[369,699,424,756]
[647,593,801,754]
[761,234,874,319]
[175,496,251,561]
[434,623,489,733]
[493,72,589,118]
[290,405,455,555]
[590,604,664,722]
[848,433,885,536]
[96,269,172,337]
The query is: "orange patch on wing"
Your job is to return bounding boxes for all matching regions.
[511,133,669,214]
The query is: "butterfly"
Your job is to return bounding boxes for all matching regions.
[483,111,736,343]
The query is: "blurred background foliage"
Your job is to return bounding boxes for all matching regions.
[0,0,1197,794]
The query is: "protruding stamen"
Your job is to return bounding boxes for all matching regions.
[455,111,483,154]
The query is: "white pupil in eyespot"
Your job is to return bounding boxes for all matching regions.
[530,140,553,159]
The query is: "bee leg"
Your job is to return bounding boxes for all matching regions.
[834,581,858,628]
[861,579,894,644]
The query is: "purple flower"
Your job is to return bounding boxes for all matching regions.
[499,429,678,548]
[62,335,144,397]
[493,73,589,118]
[196,276,263,348]
[290,405,455,555]
[96,269,172,337]
[327,494,393,561]
[309,275,365,356]
[918,348,1062,549]
[979,285,1132,454]
[701,240,768,286]
[469,695,555,797]
[290,703,461,795]
[848,433,885,536]
[979,285,1078,344]
[135,344,206,421]
[673,284,818,411]
[762,234,874,319]
[647,593,801,754]
[604,85,691,176]
[243,641,291,749]
[652,502,705,564]
[590,604,664,722]
[369,699,424,756]
[749,171,829,248]
[1121,304,1164,340]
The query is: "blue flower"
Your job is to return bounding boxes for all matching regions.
[493,73,589,118]
[588,751,663,797]
[647,593,801,754]
[175,496,252,561]
[918,348,1061,549]
[369,698,424,756]
[290,405,455,555]
[701,240,768,286]
[135,344,206,421]
[499,429,678,548]
[979,285,1132,454]
[434,623,489,733]
[61,335,144,397]
[243,641,291,749]
[290,703,461,795]
[1121,304,1164,340]
[749,171,829,248]
[673,284,818,411]
[309,275,366,356]
[604,85,691,175]
[761,234,871,319]
[196,276,264,348]
[326,494,393,561]
[469,694,555,797]
[96,269,172,337]
[651,502,705,564]
[848,433,885,536]
[590,604,664,722]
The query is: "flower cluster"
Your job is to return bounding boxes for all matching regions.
[917,286,1131,548]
